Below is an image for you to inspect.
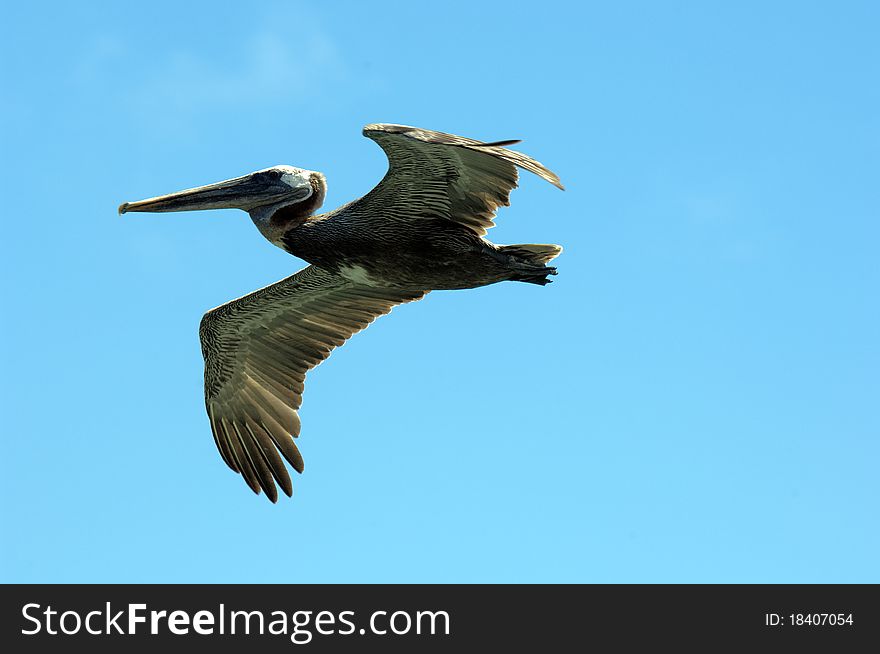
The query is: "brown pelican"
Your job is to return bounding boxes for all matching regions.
[120,124,564,501]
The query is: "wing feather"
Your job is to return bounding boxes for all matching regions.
[356,123,563,236]
[200,265,427,500]
[244,421,292,497]
[234,421,278,503]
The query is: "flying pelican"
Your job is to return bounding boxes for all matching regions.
[120,123,564,501]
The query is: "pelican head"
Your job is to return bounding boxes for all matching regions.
[119,165,326,243]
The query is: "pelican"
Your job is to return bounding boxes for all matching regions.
[120,124,564,501]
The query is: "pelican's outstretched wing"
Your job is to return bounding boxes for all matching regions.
[355,123,564,236]
[199,265,427,501]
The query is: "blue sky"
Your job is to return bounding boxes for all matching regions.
[1,1,877,583]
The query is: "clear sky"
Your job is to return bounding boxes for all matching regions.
[1,1,877,583]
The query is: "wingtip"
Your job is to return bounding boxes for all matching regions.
[477,138,523,148]
[279,472,294,498]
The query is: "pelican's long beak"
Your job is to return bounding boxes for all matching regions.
[118,170,310,215]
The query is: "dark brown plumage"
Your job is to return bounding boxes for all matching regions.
[120,123,564,501]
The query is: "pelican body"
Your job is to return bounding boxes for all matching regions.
[121,123,564,501]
